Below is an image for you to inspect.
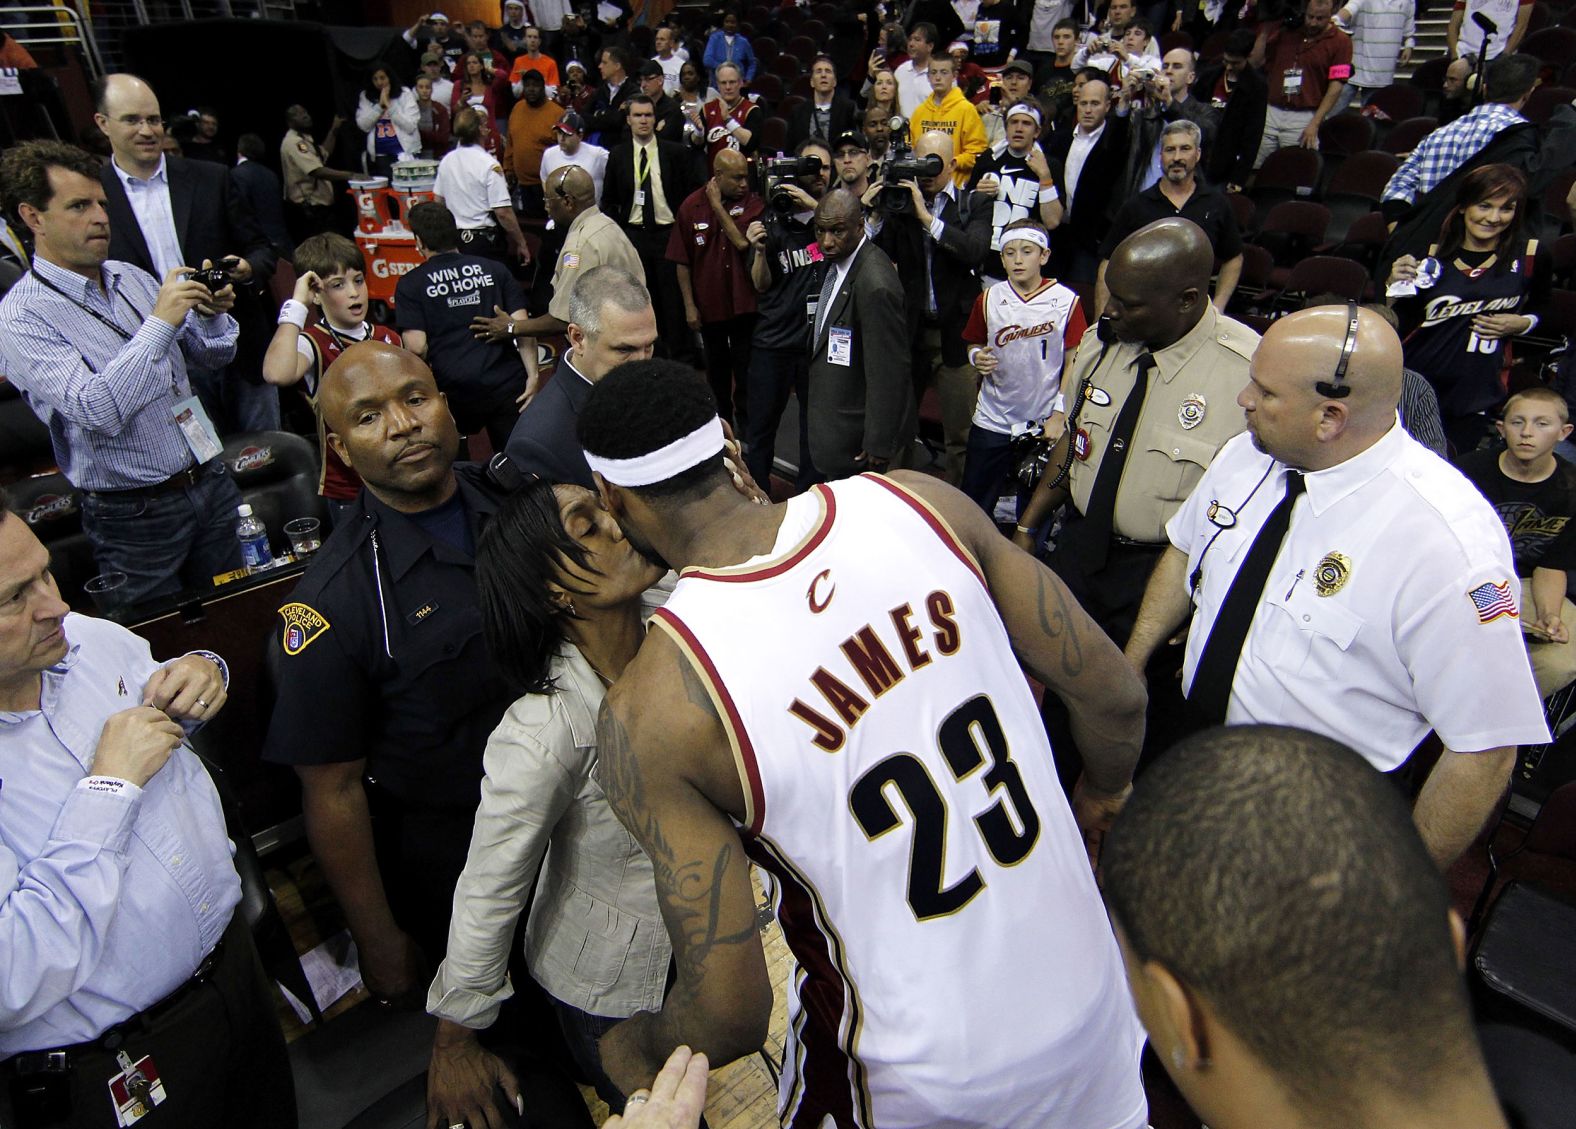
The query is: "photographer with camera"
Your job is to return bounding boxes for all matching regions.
[968,99,1062,283]
[667,150,764,434]
[0,140,248,608]
[743,138,831,489]
[868,130,993,484]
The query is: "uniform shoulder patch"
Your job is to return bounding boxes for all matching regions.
[279,602,331,655]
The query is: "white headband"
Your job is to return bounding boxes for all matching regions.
[584,417,725,487]
[1005,102,1042,126]
[1003,227,1050,250]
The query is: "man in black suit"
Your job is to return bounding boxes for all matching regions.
[94,74,278,435]
[1044,75,1129,284]
[505,266,658,486]
[585,45,640,149]
[805,190,913,480]
[604,94,697,360]
[230,134,293,261]
[871,130,992,484]
[1191,29,1267,194]
[786,55,859,151]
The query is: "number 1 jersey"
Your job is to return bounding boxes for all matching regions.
[651,474,1146,1129]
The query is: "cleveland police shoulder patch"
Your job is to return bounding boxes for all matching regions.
[279,602,331,655]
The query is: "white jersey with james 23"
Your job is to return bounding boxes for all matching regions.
[651,474,1147,1129]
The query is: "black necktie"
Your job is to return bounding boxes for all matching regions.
[1187,470,1307,725]
[1071,352,1155,572]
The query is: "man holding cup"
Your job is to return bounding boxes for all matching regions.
[0,140,247,611]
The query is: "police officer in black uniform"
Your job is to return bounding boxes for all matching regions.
[261,341,590,1125]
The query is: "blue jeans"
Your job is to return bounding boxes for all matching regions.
[552,1000,626,1114]
[79,461,246,610]
[189,365,281,437]
[960,425,1028,518]
[744,344,818,491]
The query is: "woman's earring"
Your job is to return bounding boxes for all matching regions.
[560,598,576,617]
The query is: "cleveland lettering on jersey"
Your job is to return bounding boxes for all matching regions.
[788,588,960,751]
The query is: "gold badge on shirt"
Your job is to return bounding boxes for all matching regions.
[1314,552,1352,597]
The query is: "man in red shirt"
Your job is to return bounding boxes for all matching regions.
[1253,0,1353,167]
[666,149,765,434]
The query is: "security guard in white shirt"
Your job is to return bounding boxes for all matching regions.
[432,107,531,266]
[1126,305,1550,867]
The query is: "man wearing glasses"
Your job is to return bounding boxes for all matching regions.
[92,74,277,436]
[1125,304,1549,867]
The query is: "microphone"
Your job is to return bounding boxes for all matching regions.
[1471,11,1498,35]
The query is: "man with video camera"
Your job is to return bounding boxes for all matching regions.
[742,138,832,489]
[867,129,992,484]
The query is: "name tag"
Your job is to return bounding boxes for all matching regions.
[172,396,223,463]
[633,189,646,207]
[828,326,853,367]
[1283,66,1303,97]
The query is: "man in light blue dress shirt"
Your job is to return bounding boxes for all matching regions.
[0,140,248,610]
[0,497,296,1128]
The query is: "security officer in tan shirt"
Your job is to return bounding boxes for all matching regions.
[281,104,353,238]
[1016,219,1257,784]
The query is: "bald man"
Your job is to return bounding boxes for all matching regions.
[1017,218,1258,790]
[1127,305,1549,866]
[262,343,520,1001]
[870,129,993,483]
[92,73,279,434]
[666,148,764,432]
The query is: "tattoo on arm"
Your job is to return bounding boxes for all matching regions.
[676,649,721,720]
[1027,564,1085,680]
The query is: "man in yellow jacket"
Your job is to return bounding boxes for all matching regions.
[908,54,988,186]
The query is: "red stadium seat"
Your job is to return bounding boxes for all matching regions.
[770,53,802,80]
[1323,150,1398,243]
[1318,111,1376,158]
[1249,147,1322,213]
[1522,26,1576,65]
[1524,85,1576,126]
[1380,116,1439,156]
[751,72,784,107]
[1256,200,1332,282]
[757,115,788,156]
[1409,56,1449,92]
[1366,84,1425,123]
[753,35,780,69]
[1273,255,1371,307]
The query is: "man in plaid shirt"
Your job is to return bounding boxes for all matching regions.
[1380,53,1576,268]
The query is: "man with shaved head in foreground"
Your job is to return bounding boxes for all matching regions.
[1126,305,1550,865]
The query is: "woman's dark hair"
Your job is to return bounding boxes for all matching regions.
[476,478,600,694]
[679,60,703,91]
[363,65,404,102]
[1437,162,1527,267]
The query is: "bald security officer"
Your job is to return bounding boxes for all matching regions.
[1126,306,1550,867]
[1015,218,1259,784]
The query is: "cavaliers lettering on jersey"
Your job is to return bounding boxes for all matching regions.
[962,279,1086,435]
[702,95,756,167]
[1402,239,1536,418]
[652,475,1146,1129]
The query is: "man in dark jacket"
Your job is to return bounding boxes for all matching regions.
[1192,29,1267,193]
[1044,75,1130,283]
[585,45,640,148]
[94,73,278,435]
[786,55,860,151]
[871,129,992,484]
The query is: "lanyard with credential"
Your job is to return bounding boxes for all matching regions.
[29,268,151,341]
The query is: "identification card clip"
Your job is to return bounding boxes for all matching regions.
[828,326,853,367]
[108,1050,167,1126]
[172,396,223,463]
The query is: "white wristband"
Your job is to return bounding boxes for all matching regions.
[725,117,741,133]
[1037,184,1059,205]
[1520,313,1540,334]
[278,299,310,329]
[968,346,982,367]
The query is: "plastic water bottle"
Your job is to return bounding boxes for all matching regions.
[236,504,274,572]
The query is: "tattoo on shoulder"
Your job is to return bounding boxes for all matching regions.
[675,645,720,720]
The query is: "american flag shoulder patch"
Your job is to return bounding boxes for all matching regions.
[1467,581,1518,624]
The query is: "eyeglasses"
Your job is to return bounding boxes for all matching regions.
[114,114,163,129]
[1314,301,1360,400]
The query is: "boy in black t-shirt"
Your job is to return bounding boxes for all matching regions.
[1456,386,1576,697]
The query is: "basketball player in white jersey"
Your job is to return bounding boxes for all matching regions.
[581,360,1150,1129]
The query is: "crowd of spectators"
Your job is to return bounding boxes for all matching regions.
[3,0,1576,1127]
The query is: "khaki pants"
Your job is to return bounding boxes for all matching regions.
[911,325,978,485]
[1254,104,1316,169]
[1519,577,1576,699]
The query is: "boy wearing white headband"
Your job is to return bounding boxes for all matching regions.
[959,218,1084,517]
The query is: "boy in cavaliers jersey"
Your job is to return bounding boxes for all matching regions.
[261,233,402,521]
[583,360,1149,1129]
[960,218,1085,516]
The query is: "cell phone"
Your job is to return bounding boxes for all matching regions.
[989,84,1003,105]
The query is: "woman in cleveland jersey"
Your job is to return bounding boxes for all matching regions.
[1388,163,1549,454]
